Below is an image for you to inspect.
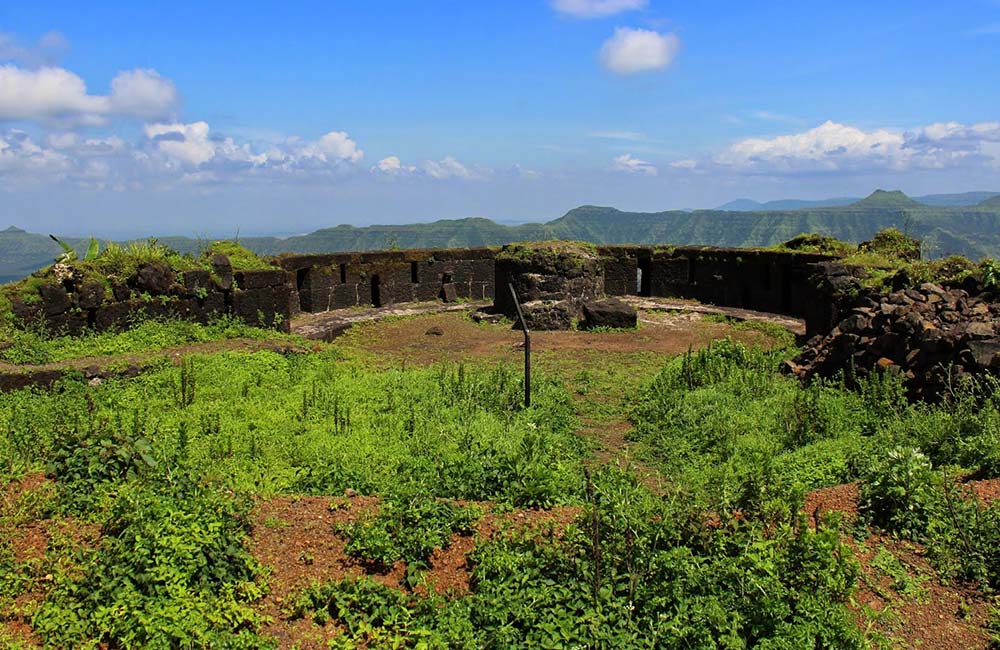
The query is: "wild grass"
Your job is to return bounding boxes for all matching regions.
[4,328,1000,647]
[629,338,1000,514]
[0,315,301,365]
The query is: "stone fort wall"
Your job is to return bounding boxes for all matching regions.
[11,244,837,339]
[279,245,835,328]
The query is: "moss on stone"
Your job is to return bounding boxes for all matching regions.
[774,233,855,256]
[201,241,277,271]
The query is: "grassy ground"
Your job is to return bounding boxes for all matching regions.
[0,316,304,366]
[2,309,999,648]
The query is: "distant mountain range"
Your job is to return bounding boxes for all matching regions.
[716,190,1000,211]
[3,189,1000,283]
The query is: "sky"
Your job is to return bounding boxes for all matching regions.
[1,0,999,237]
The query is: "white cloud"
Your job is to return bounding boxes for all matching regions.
[373,155,417,175]
[551,0,646,18]
[109,69,179,120]
[296,131,364,165]
[140,122,367,188]
[702,120,1000,174]
[145,121,219,166]
[370,154,490,180]
[0,65,106,123]
[422,156,475,179]
[0,130,71,178]
[612,153,657,175]
[377,155,402,172]
[600,28,680,75]
[0,64,178,125]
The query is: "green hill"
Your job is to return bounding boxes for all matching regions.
[849,189,924,210]
[4,189,1000,282]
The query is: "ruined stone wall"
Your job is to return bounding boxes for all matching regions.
[11,257,297,335]
[596,245,835,318]
[278,243,840,328]
[276,248,494,311]
[10,243,843,338]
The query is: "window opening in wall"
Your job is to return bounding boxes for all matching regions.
[339,263,347,284]
[371,274,382,307]
[637,257,652,296]
[411,261,419,283]
[296,268,307,292]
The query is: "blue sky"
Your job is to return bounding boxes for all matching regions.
[1,0,999,236]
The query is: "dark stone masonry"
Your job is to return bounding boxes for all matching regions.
[787,267,1000,401]
[10,239,1000,401]
[11,256,297,336]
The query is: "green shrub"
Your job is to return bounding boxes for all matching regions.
[291,578,476,649]
[339,490,481,568]
[45,410,158,512]
[33,482,270,649]
[858,227,921,261]
[201,240,276,271]
[292,469,864,649]
[982,259,1000,289]
[91,239,198,280]
[858,447,943,539]
[777,233,855,256]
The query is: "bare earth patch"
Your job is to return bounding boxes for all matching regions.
[1,474,101,650]
[249,495,579,650]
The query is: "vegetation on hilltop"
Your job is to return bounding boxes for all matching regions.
[774,233,856,256]
[4,320,1000,646]
[849,189,924,210]
[0,239,278,355]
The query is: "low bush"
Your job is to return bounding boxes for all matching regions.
[33,480,270,648]
[339,490,481,568]
[293,469,864,648]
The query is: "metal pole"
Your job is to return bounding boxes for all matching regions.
[508,283,531,408]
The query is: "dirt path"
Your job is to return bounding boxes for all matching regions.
[332,308,785,489]
[621,296,806,336]
[292,300,490,341]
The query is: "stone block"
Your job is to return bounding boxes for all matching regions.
[580,298,637,330]
[39,282,71,316]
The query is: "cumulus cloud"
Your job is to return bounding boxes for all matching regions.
[551,0,646,18]
[698,120,1000,174]
[0,130,71,177]
[145,121,220,166]
[0,129,133,189]
[143,122,365,183]
[371,154,488,180]
[600,28,680,75]
[294,131,364,165]
[422,156,477,179]
[373,155,417,175]
[109,69,180,120]
[0,64,178,125]
[612,153,657,175]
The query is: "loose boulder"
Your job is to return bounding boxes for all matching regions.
[580,297,637,330]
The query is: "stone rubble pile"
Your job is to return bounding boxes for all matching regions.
[787,270,1000,401]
